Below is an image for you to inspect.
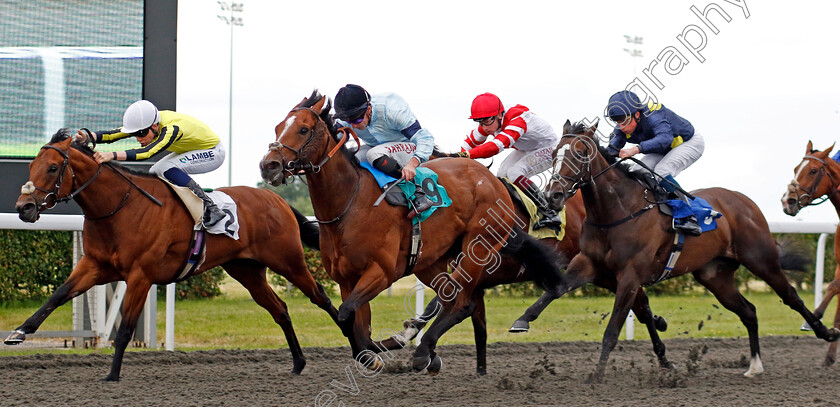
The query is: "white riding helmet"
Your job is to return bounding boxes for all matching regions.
[122,100,160,133]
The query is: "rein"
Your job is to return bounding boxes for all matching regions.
[24,143,162,220]
[551,133,661,230]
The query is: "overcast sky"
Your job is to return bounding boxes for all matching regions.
[176,0,840,223]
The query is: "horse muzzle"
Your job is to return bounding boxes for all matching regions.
[546,190,567,212]
[15,196,41,223]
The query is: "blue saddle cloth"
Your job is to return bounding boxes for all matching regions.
[360,162,451,224]
[666,197,723,233]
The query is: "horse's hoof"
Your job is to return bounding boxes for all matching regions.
[291,359,306,375]
[100,375,119,382]
[476,367,486,376]
[427,355,442,376]
[412,355,431,373]
[653,315,668,332]
[826,327,840,342]
[509,320,530,333]
[823,356,836,367]
[4,330,25,345]
[660,360,676,370]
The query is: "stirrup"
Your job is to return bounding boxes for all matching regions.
[412,195,434,213]
[672,217,702,236]
[534,214,563,231]
[203,205,226,227]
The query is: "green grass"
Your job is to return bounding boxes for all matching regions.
[1,287,836,356]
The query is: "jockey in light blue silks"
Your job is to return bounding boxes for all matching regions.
[605,90,705,236]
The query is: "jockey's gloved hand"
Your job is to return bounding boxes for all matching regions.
[449,151,470,158]
[75,128,96,146]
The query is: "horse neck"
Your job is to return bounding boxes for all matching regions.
[304,146,369,223]
[580,155,646,224]
[826,159,840,217]
[68,152,151,218]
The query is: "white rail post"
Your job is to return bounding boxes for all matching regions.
[165,283,175,351]
[415,276,424,342]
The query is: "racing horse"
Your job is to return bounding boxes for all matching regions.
[260,91,571,374]
[513,120,839,382]
[397,171,674,373]
[7,129,339,381]
[782,141,840,366]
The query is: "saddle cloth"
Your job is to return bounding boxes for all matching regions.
[359,162,451,224]
[501,178,566,241]
[665,196,722,233]
[159,177,240,239]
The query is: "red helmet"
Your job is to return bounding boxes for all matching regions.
[469,93,504,119]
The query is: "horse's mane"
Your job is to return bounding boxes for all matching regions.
[49,128,158,178]
[303,90,362,168]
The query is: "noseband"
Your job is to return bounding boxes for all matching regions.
[268,107,357,176]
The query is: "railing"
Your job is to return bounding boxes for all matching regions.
[1,214,836,346]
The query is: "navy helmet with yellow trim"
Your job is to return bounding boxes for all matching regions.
[606,91,646,122]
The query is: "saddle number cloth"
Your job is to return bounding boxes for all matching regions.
[666,196,722,233]
[360,162,452,224]
[195,191,240,240]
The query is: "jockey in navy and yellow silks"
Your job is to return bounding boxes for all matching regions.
[77,100,227,227]
[605,90,705,236]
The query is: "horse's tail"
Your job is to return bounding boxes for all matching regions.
[290,206,320,250]
[777,237,812,273]
[501,231,567,293]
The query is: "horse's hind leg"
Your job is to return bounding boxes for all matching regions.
[224,260,307,374]
[510,254,596,332]
[813,270,840,320]
[104,275,152,381]
[5,257,110,346]
[692,260,763,377]
[471,290,487,375]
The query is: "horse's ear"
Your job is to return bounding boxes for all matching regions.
[294,97,307,109]
[827,142,835,156]
[590,117,600,130]
[310,93,327,114]
[563,120,572,134]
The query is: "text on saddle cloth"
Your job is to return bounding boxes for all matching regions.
[158,176,240,239]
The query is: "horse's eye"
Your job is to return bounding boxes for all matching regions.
[48,164,58,173]
[810,168,818,175]
[299,127,309,135]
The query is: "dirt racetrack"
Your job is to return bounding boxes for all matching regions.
[1,335,838,406]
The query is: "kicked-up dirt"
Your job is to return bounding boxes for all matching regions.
[0,336,838,406]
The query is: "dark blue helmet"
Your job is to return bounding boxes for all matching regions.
[606,91,645,120]
[334,84,370,121]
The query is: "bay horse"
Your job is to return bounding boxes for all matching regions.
[399,177,673,373]
[513,120,839,382]
[260,91,571,374]
[7,129,339,381]
[782,141,840,366]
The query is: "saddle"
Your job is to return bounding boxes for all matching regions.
[500,178,565,241]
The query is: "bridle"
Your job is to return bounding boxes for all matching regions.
[267,107,361,224]
[24,144,102,212]
[790,155,838,207]
[548,133,656,229]
[23,142,162,220]
[548,134,621,201]
[268,107,358,177]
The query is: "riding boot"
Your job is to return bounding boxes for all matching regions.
[412,186,434,213]
[186,180,226,227]
[514,176,562,230]
[673,191,702,236]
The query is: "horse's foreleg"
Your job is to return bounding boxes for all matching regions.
[103,277,152,382]
[4,257,108,345]
[826,298,840,367]
[471,290,487,375]
[510,254,594,332]
[631,289,672,369]
[412,293,475,374]
[226,262,308,374]
[814,275,840,319]
[589,274,638,384]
